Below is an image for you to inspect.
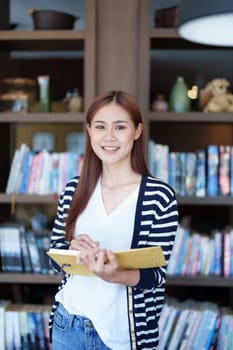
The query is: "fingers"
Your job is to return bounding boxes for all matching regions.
[77,247,101,265]
[73,244,119,280]
[106,249,119,269]
[78,234,100,248]
[70,234,100,251]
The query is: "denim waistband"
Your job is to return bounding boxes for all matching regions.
[57,302,94,329]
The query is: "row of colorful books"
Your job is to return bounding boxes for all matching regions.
[0,301,51,350]
[0,223,54,274]
[148,140,233,197]
[5,143,83,195]
[1,298,229,350]
[2,221,233,278]
[167,226,233,277]
[158,298,231,350]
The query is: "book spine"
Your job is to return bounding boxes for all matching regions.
[190,310,218,350]
[223,232,230,277]
[214,231,222,276]
[185,152,196,196]
[179,152,187,196]
[230,229,233,276]
[179,310,200,350]
[230,145,233,196]
[176,229,189,275]
[175,152,182,196]
[0,226,23,272]
[196,149,206,197]
[5,149,20,193]
[26,232,42,273]
[168,152,177,191]
[207,145,219,196]
[158,307,179,349]
[219,145,230,196]
[167,309,190,350]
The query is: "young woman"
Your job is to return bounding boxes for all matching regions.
[49,91,178,350]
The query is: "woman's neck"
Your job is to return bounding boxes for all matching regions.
[101,165,141,189]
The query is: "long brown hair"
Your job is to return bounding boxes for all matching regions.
[65,90,151,241]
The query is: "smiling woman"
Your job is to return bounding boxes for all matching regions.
[49,90,179,350]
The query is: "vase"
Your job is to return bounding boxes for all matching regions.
[151,94,168,112]
[37,75,50,112]
[169,76,191,112]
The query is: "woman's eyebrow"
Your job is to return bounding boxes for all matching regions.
[93,120,128,124]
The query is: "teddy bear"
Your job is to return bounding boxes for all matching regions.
[204,93,233,113]
[200,78,233,112]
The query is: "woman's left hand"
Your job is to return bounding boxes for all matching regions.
[78,249,140,286]
[78,248,119,282]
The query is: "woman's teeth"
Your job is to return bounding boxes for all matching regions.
[103,146,118,150]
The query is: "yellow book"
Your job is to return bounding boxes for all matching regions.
[47,246,166,276]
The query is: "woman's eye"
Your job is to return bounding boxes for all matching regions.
[116,125,126,130]
[95,125,104,129]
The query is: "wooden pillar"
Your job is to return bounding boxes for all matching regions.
[0,0,10,29]
[84,0,97,111]
[95,0,140,99]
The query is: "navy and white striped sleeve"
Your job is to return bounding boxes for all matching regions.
[135,177,178,290]
[49,177,79,271]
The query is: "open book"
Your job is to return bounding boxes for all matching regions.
[47,246,166,276]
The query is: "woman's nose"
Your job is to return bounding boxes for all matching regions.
[104,127,116,140]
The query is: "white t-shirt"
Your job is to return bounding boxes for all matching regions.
[56,178,139,350]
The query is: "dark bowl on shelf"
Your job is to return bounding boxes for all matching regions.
[154,6,179,28]
[28,9,79,30]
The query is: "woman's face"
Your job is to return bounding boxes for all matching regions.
[87,103,142,167]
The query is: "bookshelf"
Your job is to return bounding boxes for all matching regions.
[146,4,233,312]
[0,0,233,313]
[0,0,96,303]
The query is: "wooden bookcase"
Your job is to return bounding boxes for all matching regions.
[0,0,96,303]
[146,15,233,306]
[0,0,233,309]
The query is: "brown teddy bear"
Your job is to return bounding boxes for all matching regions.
[200,78,233,112]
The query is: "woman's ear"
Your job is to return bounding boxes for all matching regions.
[86,123,91,136]
[134,123,142,140]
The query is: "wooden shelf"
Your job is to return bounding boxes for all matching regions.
[150,28,179,39]
[0,112,85,123]
[167,275,233,288]
[177,196,233,206]
[1,273,233,288]
[0,194,58,204]
[150,28,229,50]
[150,28,202,49]
[0,30,85,51]
[1,193,233,206]
[148,111,233,123]
[0,272,61,284]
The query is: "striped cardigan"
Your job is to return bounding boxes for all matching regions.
[49,175,178,350]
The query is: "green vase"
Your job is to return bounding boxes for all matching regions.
[169,76,191,112]
[37,75,51,113]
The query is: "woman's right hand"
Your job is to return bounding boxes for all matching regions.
[70,234,100,251]
[69,234,100,268]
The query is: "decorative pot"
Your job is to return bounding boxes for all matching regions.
[28,9,79,30]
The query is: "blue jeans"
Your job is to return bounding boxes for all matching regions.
[52,303,112,350]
